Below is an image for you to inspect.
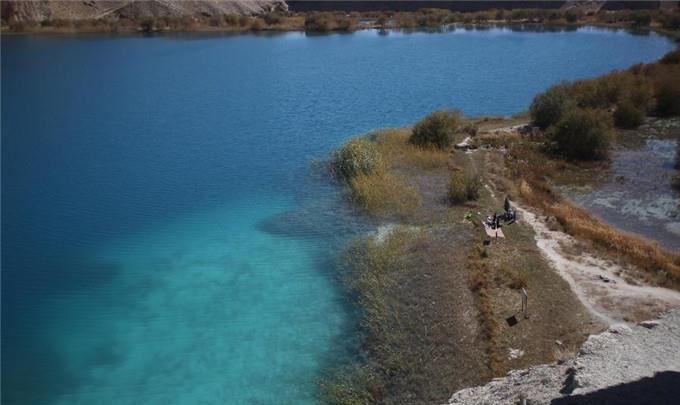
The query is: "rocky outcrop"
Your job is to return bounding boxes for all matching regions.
[1,0,286,23]
[447,308,680,404]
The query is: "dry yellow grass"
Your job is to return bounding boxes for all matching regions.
[518,178,680,288]
[371,128,450,170]
[349,171,422,219]
[467,240,503,376]
[472,132,522,149]
[550,201,680,286]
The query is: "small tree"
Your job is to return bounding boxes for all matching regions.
[409,110,461,150]
[530,84,573,129]
[661,48,680,65]
[550,107,612,160]
[614,98,645,129]
[654,71,680,117]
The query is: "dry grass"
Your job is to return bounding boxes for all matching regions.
[349,171,422,219]
[496,264,529,290]
[324,227,429,403]
[549,201,680,286]
[472,132,522,149]
[371,128,450,170]
[512,147,680,289]
[467,233,503,376]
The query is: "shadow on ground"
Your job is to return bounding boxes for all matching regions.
[551,371,680,405]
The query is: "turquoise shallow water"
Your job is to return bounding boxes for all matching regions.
[48,195,350,404]
[1,27,675,404]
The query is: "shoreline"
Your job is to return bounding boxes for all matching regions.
[321,40,680,401]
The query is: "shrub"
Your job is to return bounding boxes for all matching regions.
[549,107,612,160]
[332,138,383,181]
[409,110,461,150]
[661,14,680,31]
[305,12,357,32]
[614,98,645,129]
[631,11,651,28]
[530,84,573,129]
[648,65,680,117]
[448,169,481,204]
[262,12,283,25]
[447,171,467,204]
[565,11,579,23]
[140,17,155,33]
[661,49,680,65]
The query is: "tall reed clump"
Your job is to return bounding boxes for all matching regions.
[322,227,426,403]
[332,137,421,218]
[409,110,462,150]
[448,169,481,204]
[331,138,383,181]
[371,129,450,170]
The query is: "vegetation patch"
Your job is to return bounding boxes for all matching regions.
[349,171,421,219]
[466,230,503,376]
[506,142,680,289]
[371,129,450,170]
[548,107,612,161]
[331,138,384,182]
[410,110,463,150]
[526,47,680,163]
[448,169,481,204]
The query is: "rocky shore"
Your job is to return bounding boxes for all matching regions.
[447,308,680,404]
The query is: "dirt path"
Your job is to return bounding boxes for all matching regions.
[516,205,680,324]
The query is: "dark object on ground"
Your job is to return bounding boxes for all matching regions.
[551,371,680,405]
[506,315,519,327]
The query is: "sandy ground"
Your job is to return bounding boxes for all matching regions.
[515,205,680,324]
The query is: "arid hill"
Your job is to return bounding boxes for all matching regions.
[1,0,286,23]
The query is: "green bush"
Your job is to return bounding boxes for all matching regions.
[631,11,651,28]
[661,14,680,31]
[305,12,357,32]
[409,110,461,149]
[332,138,383,181]
[448,170,481,204]
[653,69,680,117]
[661,49,680,65]
[614,98,645,129]
[530,84,573,129]
[262,12,283,25]
[550,107,612,160]
[565,11,579,23]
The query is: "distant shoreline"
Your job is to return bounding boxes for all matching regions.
[3,8,679,40]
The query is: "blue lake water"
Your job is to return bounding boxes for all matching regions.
[1,27,674,404]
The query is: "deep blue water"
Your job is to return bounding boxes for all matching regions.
[1,27,674,404]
